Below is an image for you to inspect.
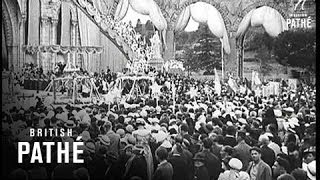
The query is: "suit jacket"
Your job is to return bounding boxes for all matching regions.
[153,161,173,180]
[168,154,188,180]
[246,160,272,180]
[195,149,222,180]
[234,141,252,171]
[260,145,275,169]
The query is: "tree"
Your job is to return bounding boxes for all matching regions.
[192,25,221,71]
[273,28,316,71]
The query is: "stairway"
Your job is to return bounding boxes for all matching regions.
[72,0,146,62]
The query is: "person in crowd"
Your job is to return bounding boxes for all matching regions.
[195,137,222,180]
[153,147,173,180]
[259,134,276,169]
[247,147,272,180]
[234,130,252,171]
[218,158,250,180]
[272,157,291,179]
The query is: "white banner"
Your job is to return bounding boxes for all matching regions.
[288,79,298,92]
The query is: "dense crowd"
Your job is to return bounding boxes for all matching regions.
[2,71,316,180]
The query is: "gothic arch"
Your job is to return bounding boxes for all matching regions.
[2,0,22,70]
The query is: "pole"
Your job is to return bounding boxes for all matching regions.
[221,41,224,81]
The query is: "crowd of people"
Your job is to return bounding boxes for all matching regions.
[2,70,316,180]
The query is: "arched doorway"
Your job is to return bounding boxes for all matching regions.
[235,5,288,79]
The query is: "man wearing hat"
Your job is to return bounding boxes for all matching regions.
[302,146,316,173]
[247,147,272,180]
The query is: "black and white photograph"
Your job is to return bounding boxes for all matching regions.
[1,0,316,179]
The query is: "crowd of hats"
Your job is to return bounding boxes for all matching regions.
[2,71,317,180]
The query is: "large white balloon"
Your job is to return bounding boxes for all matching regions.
[175,2,231,54]
[115,0,167,48]
[236,6,288,38]
[115,0,167,32]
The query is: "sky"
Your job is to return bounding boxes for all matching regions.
[121,6,199,32]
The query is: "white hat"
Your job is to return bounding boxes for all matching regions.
[238,118,247,124]
[140,110,148,117]
[306,161,316,180]
[228,158,243,170]
[152,131,168,143]
[226,121,233,126]
[274,109,282,117]
[133,129,150,137]
[160,140,172,149]
[284,107,294,113]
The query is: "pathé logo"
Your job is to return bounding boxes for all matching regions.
[293,0,307,11]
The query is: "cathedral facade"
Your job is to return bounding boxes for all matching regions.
[2,0,128,73]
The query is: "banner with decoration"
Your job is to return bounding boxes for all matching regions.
[23,45,103,54]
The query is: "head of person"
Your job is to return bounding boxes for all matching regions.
[155,147,168,162]
[302,146,316,164]
[291,168,308,180]
[220,145,234,159]
[73,168,90,180]
[272,158,290,178]
[258,134,270,146]
[236,130,246,143]
[250,147,262,163]
[202,137,213,150]
[276,174,296,180]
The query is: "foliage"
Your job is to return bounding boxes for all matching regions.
[273,28,316,70]
[176,24,221,72]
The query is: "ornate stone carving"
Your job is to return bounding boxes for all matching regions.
[41,0,61,20]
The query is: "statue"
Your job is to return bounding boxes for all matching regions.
[150,31,162,59]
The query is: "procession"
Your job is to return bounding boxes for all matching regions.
[2,0,316,180]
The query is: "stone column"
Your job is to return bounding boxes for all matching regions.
[51,18,59,71]
[40,17,50,71]
[224,31,238,80]
[71,20,78,68]
[237,35,245,80]
[20,14,27,70]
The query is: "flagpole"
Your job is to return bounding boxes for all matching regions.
[221,41,224,81]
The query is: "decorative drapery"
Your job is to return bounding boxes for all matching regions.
[23,45,103,54]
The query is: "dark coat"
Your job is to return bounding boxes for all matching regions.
[261,145,276,169]
[234,141,252,171]
[194,165,210,180]
[124,155,148,180]
[168,154,188,180]
[195,149,222,180]
[153,161,173,180]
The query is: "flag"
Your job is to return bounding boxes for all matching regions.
[252,71,262,95]
[228,77,239,93]
[252,71,262,87]
[214,68,221,95]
